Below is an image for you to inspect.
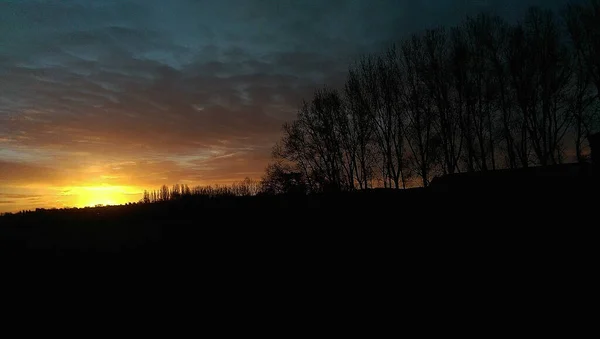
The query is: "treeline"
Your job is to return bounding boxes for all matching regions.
[141,178,261,203]
[265,2,600,192]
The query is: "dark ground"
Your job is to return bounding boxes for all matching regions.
[1,185,595,258]
[1,186,594,326]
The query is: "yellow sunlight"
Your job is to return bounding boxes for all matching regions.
[62,185,143,208]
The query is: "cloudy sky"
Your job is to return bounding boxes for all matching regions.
[0,0,569,211]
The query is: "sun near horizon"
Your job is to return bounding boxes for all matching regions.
[64,184,143,209]
[0,170,260,213]
[0,183,144,213]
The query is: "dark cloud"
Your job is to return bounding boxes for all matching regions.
[0,160,63,185]
[0,193,43,199]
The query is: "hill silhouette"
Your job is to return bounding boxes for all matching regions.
[1,180,595,258]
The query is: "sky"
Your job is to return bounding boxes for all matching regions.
[0,0,570,212]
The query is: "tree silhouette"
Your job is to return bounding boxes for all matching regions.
[565,1,600,161]
[345,61,376,188]
[396,35,437,186]
[265,2,600,190]
[261,162,307,195]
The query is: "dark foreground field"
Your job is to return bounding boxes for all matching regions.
[1,186,594,322]
[1,185,595,259]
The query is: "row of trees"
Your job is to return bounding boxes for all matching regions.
[265,2,600,192]
[141,178,261,203]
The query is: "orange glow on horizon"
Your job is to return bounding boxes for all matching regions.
[61,185,143,208]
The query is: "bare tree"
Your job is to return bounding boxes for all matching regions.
[450,24,478,171]
[171,184,181,200]
[565,0,600,100]
[566,39,596,161]
[261,162,307,195]
[276,88,352,192]
[183,184,191,197]
[522,8,573,165]
[376,47,409,188]
[345,62,376,189]
[357,56,388,187]
[564,1,600,160]
[420,28,462,175]
[401,35,438,186]
[159,185,169,201]
[476,15,521,169]
[451,14,504,171]
[507,23,535,167]
[143,190,150,204]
